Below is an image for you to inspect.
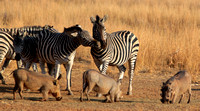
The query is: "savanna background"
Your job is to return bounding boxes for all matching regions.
[0,0,200,110]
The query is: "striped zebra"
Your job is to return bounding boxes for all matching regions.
[12,26,58,74]
[13,30,57,75]
[34,25,94,95]
[90,15,139,95]
[0,31,22,84]
[0,25,57,84]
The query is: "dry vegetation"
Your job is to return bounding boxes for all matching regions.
[0,0,200,78]
[0,0,200,110]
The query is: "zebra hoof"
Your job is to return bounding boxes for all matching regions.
[96,93,102,97]
[126,92,132,95]
[67,91,73,95]
[1,79,6,85]
[67,92,73,95]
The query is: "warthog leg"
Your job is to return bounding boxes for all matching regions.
[178,94,184,103]
[86,82,96,101]
[13,84,18,100]
[187,88,191,103]
[18,82,24,99]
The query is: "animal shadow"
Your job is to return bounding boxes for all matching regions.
[0,86,13,93]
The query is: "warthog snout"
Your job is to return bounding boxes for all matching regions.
[56,97,62,101]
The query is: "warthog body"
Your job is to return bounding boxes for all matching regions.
[80,69,122,103]
[12,68,62,101]
[161,70,191,104]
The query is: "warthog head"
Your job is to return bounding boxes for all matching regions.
[160,82,173,104]
[51,75,62,101]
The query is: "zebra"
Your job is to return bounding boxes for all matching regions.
[0,31,22,84]
[13,30,56,75]
[0,25,57,84]
[36,25,94,95]
[90,15,139,95]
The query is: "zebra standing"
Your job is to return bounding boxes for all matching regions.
[36,25,94,95]
[12,26,58,74]
[90,15,139,95]
[0,31,22,84]
[0,25,57,84]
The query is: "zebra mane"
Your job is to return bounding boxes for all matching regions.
[0,25,58,36]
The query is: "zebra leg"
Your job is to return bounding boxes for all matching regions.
[16,60,23,68]
[24,62,32,70]
[47,63,55,76]
[0,59,11,84]
[117,65,126,80]
[54,63,61,79]
[64,61,74,95]
[92,57,104,71]
[101,61,109,74]
[127,58,137,95]
[39,61,46,74]
[31,63,38,72]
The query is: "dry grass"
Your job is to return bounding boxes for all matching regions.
[0,0,200,80]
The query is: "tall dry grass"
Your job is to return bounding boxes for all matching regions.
[0,0,200,80]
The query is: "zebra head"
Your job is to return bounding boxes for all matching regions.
[63,25,94,47]
[90,15,108,49]
[13,30,28,54]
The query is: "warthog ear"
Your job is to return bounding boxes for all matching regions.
[53,80,58,86]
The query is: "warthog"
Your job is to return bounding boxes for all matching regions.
[80,69,122,103]
[160,70,191,104]
[12,68,62,101]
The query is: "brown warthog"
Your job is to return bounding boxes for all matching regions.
[160,70,191,104]
[12,68,62,101]
[80,69,122,103]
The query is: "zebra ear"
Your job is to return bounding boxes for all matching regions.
[100,15,108,23]
[90,16,96,23]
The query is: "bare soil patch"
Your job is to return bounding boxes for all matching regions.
[0,61,200,111]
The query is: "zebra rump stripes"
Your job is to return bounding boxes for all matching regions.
[90,15,139,95]
[0,31,22,84]
[12,25,58,73]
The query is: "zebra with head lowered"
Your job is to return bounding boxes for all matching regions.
[90,15,139,95]
[0,25,57,84]
[35,25,94,95]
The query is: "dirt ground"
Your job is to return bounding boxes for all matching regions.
[0,60,200,111]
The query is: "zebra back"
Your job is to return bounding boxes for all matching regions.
[0,25,58,37]
[0,31,15,62]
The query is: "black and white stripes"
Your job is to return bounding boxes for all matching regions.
[90,15,139,95]
[0,31,22,84]
[0,25,57,84]
[12,25,58,72]
[24,25,94,95]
